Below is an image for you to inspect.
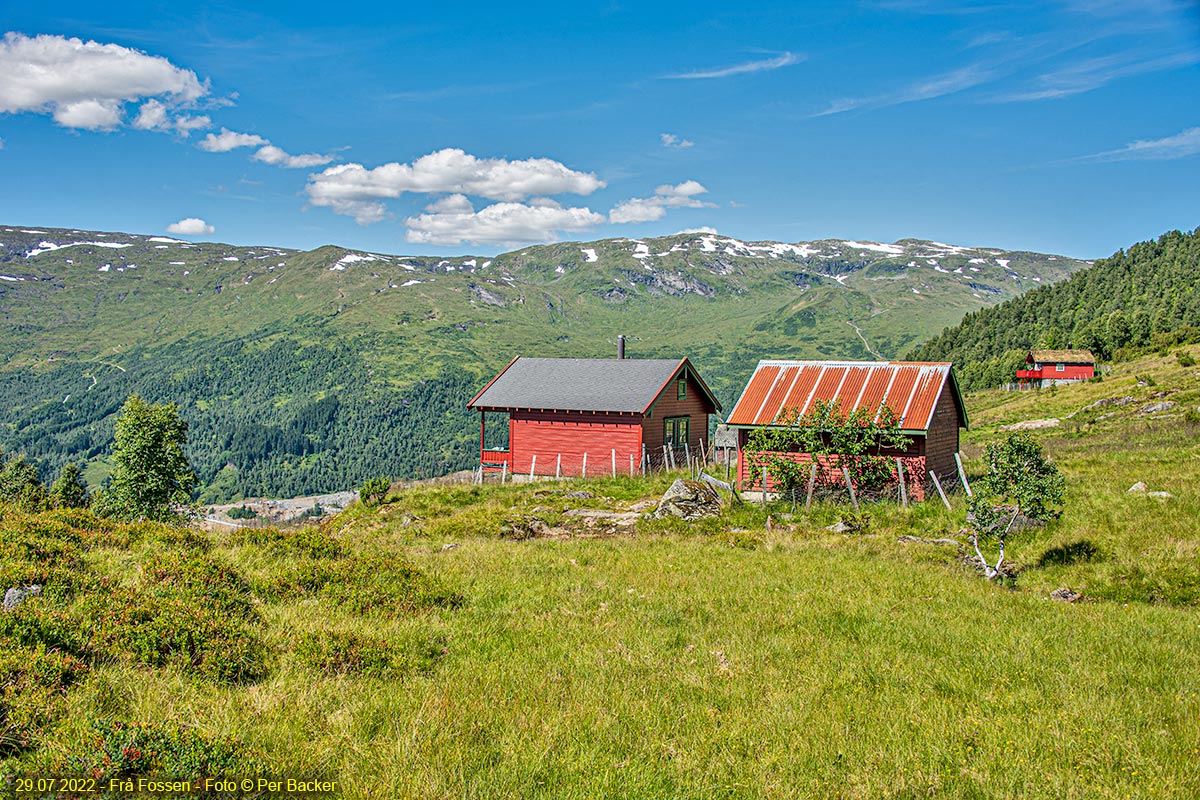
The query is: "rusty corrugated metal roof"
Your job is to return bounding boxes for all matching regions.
[727,360,965,433]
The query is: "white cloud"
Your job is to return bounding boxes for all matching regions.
[132,99,210,136]
[0,32,207,130]
[666,51,802,80]
[197,127,268,152]
[166,217,214,235]
[676,226,718,235]
[253,144,332,169]
[609,181,716,224]
[813,64,996,116]
[1077,126,1200,162]
[661,133,695,149]
[307,148,605,224]
[404,194,604,246]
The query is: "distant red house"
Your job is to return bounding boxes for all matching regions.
[467,357,721,477]
[727,360,968,501]
[1016,349,1096,388]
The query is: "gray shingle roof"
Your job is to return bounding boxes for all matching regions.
[469,357,688,413]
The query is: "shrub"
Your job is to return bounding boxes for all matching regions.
[226,504,257,520]
[1178,351,1197,368]
[77,589,268,683]
[77,552,267,683]
[359,476,391,507]
[56,718,263,779]
[0,645,89,754]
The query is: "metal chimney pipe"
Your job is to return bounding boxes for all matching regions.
[617,335,626,360]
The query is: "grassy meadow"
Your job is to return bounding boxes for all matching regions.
[3,347,1200,798]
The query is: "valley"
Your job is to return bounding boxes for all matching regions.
[0,224,1089,499]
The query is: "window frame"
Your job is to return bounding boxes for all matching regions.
[677,377,687,400]
[664,415,690,448]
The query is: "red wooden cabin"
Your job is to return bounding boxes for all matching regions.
[467,357,721,477]
[1016,349,1096,388]
[727,360,968,501]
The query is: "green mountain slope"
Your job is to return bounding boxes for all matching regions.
[0,224,1088,498]
[909,228,1200,389]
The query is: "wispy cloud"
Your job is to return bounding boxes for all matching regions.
[812,64,997,116]
[996,50,1200,102]
[1076,126,1200,163]
[665,51,802,80]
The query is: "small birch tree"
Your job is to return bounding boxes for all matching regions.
[967,432,1064,580]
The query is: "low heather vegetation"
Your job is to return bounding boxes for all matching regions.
[1,347,1197,797]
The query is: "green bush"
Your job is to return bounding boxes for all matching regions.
[77,552,267,683]
[0,645,89,754]
[1178,351,1197,368]
[359,476,391,507]
[77,589,268,683]
[975,432,1065,522]
[56,717,263,779]
[226,504,258,520]
[230,526,345,559]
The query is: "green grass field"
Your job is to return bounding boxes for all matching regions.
[3,347,1199,798]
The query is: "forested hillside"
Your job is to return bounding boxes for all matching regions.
[910,228,1200,389]
[0,225,1088,499]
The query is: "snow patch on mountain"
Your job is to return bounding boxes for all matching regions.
[582,248,598,262]
[843,240,905,255]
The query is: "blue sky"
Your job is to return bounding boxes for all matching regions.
[2,1,1198,258]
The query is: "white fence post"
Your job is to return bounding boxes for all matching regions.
[530,454,537,481]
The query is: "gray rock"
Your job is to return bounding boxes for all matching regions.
[1127,482,1147,493]
[1050,588,1081,603]
[1139,401,1176,414]
[1148,491,1173,499]
[441,543,460,551]
[1000,418,1060,431]
[653,478,722,520]
[563,490,593,499]
[3,584,42,612]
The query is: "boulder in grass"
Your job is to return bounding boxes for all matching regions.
[3,584,41,612]
[653,479,722,520]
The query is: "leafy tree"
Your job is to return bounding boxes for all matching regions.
[744,399,912,507]
[967,433,1065,580]
[48,462,89,508]
[95,395,197,522]
[0,452,48,511]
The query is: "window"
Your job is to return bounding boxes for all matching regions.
[664,416,689,447]
[677,378,687,400]
[1056,363,1065,372]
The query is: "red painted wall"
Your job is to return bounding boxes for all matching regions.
[510,410,643,477]
[735,436,929,501]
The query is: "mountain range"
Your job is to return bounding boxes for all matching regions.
[0,224,1090,499]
